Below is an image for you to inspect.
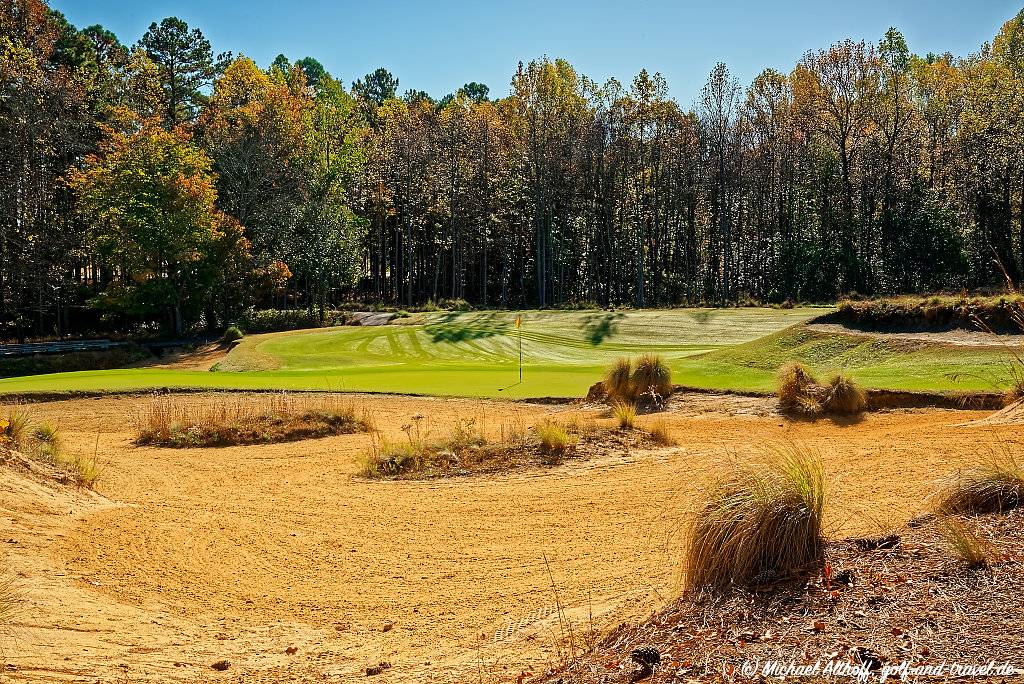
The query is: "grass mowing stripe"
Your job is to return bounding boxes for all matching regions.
[27,308,1001,400]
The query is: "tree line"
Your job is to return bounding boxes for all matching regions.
[2,0,1024,337]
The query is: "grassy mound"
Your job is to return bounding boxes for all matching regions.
[684,324,1013,394]
[135,394,372,447]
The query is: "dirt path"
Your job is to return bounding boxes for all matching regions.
[2,393,1021,682]
[140,342,229,370]
[807,322,1024,347]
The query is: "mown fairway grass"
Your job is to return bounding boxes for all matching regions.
[0,309,816,398]
[0,308,1015,398]
[678,326,1016,393]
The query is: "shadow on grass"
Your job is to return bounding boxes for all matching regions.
[424,312,509,343]
[689,310,718,325]
[581,311,625,345]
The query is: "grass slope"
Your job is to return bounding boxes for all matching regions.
[0,309,816,398]
[675,325,1016,393]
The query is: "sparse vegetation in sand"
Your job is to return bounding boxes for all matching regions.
[776,362,866,416]
[134,394,372,447]
[612,401,637,429]
[0,408,99,488]
[683,446,827,591]
[645,419,676,446]
[934,452,1024,515]
[359,412,670,479]
[534,419,578,456]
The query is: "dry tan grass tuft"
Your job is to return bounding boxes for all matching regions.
[135,393,372,447]
[821,374,867,415]
[936,517,991,568]
[603,355,673,407]
[934,453,1024,515]
[0,409,99,489]
[777,362,818,411]
[612,401,638,430]
[1,408,30,447]
[1003,379,1024,407]
[535,420,577,456]
[683,446,827,591]
[633,353,673,400]
[646,419,676,446]
[777,364,866,416]
[604,357,635,403]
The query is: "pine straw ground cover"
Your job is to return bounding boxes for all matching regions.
[541,511,1024,683]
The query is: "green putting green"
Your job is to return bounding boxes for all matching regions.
[0,309,818,398]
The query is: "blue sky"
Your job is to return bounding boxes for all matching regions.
[54,1,1021,104]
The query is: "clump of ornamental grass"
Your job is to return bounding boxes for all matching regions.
[633,354,673,399]
[604,357,636,403]
[32,422,61,451]
[777,362,819,412]
[65,454,101,489]
[135,393,372,447]
[821,373,867,414]
[1002,367,1024,406]
[933,453,1024,515]
[221,325,244,343]
[936,517,992,569]
[602,355,673,406]
[683,446,827,591]
[776,363,866,416]
[1,408,30,448]
[613,401,638,430]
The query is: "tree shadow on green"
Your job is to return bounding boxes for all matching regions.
[688,310,718,325]
[581,311,625,345]
[424,312,509,343]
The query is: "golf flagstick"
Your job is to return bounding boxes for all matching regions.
[498,313,523,392]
